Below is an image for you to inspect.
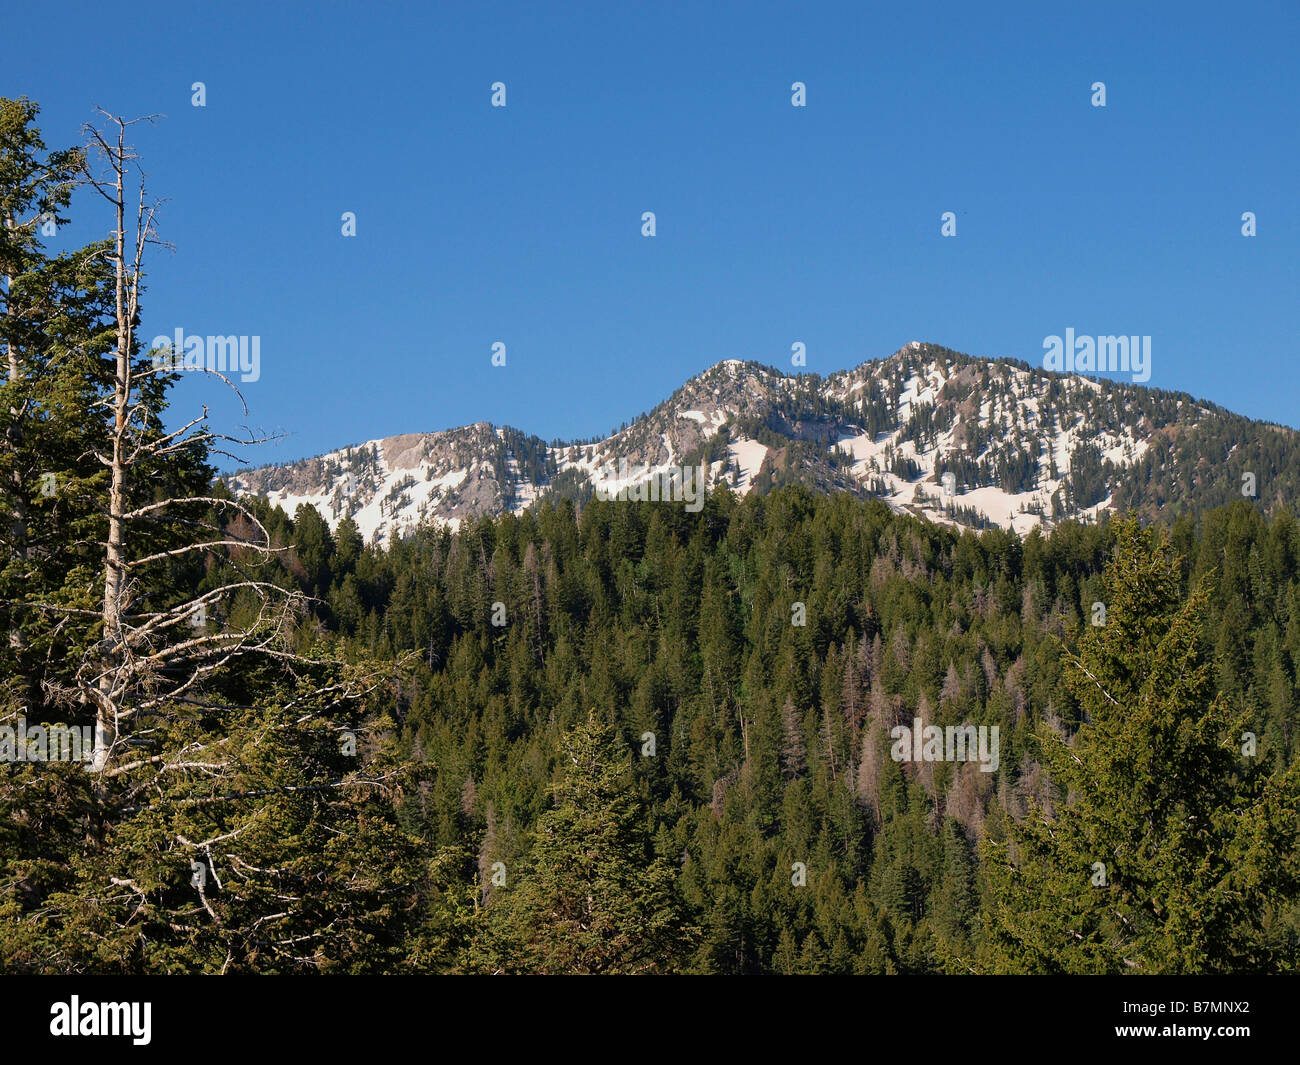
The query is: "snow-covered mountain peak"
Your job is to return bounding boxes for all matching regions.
[227,342,1288,545]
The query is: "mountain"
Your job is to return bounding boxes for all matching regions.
[225,342,1300,544]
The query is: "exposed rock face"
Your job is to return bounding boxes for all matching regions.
[226,342,1297,544]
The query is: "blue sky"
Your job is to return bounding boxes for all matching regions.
[8,0,1298,470]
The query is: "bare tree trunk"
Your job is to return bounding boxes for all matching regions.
[93,125,129,772]
[3,211,25,657]
[3,211,28,661]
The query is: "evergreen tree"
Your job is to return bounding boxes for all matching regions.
[981,520,1300,973]
[484,711,695,973]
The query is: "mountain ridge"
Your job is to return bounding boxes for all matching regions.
[225,342,1299,544]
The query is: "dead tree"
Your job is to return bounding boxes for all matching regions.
[72,110,306,774]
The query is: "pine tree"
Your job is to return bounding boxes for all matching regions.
[485,710,695,973]
[0,96,104,710]
[981,519,1300,973]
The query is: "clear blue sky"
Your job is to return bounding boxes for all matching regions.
[8,0,1298,470]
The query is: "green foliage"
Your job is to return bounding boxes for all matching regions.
[482,711,695,973]
[982,520,1300,973]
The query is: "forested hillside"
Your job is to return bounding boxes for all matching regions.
[14,477,1300,972]
[221,488,1300,973]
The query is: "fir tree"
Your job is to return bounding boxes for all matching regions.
[484,711,695,973]
[981,519,1300,973]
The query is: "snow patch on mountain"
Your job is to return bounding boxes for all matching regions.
[727,438,769,493]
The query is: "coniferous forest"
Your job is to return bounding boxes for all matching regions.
[3,95,1299,980]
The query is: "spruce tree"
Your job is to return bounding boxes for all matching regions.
[981,519,1300,973]
[0,96,107,710]
[485,710,695,973]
